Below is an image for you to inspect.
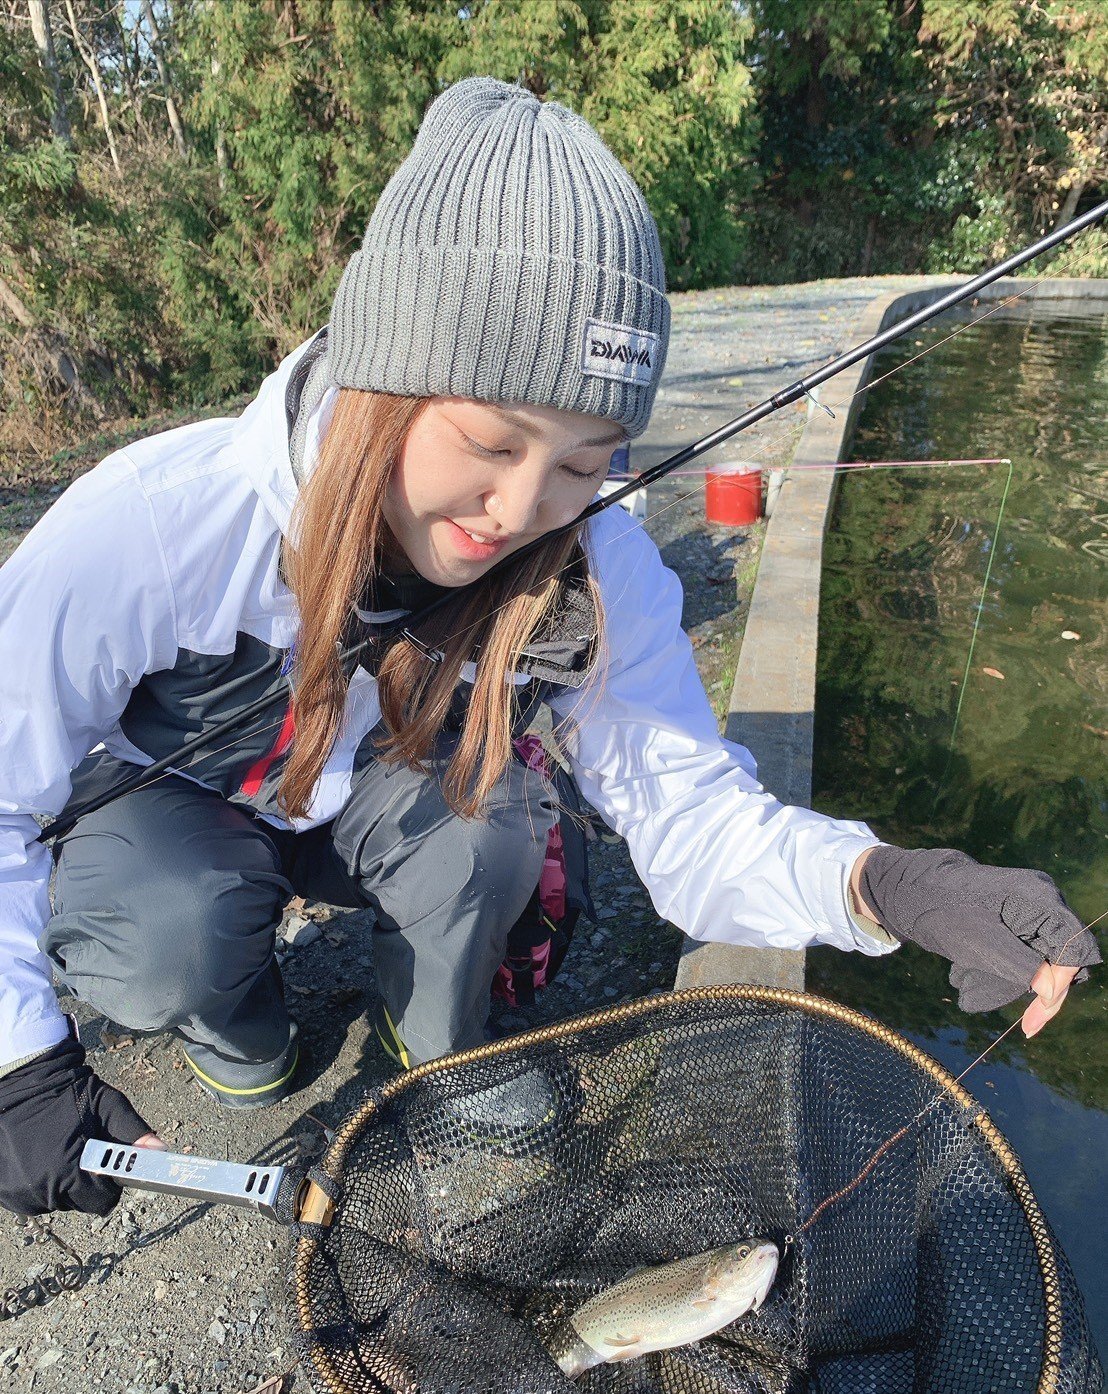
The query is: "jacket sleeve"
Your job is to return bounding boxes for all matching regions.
[548,508,895,956]
[0,452,178,1069]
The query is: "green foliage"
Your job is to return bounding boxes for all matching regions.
[1,0,1106,458]
[924,194,1013,273]
[754,0,893,94]
[920,0,1108,252]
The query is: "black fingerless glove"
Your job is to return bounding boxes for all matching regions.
[0,1037,152,1216]
[860,845,1103,1012]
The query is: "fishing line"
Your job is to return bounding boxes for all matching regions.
[375,343,1022,670]
[429,247,1102,657]
[784,903,1106,1254]
[932,458,1017,804]
[306,206,1108,669]
[649,457,1010,478]
[852,280,1045,402]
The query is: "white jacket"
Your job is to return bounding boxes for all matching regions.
[0,333,891,1070]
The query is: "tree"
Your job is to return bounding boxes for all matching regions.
[62,0,122,174]
[27,0,71,145]
[2,0,1106,466]
[920,0,1108,269]
[140,0,188,158]
[745,0,966,281]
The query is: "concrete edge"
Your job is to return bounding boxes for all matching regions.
[673,275,1108,991]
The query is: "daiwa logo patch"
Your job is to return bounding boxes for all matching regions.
[581,318,659,387]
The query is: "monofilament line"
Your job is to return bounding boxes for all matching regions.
[786,904,1105,1251]
[933,457,1017,806]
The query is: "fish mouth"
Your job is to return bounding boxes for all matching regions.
[749,1242,779,1312]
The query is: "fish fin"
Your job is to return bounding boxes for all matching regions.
[691,1296,718,1309]
[605,1332,642,1349]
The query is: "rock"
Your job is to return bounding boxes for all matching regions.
[34,1349,63,1372]
[208,1319,226,1345]
[282,915,321,949]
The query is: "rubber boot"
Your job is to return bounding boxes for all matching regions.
[181,1021,300,1110]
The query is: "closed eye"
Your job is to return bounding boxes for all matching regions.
[563,441,625,482]
[461,433,510,459]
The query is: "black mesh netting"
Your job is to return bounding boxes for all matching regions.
[290,989,1102,1394]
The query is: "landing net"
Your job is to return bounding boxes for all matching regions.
[289,987,1101,1394]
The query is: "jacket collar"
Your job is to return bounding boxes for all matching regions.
[229,327,334,540]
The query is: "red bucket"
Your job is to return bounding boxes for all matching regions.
[705,462,762,526]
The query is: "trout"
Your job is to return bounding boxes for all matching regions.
[547,1239,779,1378]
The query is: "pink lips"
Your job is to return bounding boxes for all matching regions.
[446,519,510,561]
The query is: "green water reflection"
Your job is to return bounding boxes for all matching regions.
[810,303,1108,1360]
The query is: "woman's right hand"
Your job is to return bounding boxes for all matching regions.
[0,1037,159,1216]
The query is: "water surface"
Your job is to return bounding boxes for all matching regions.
[810,303,1108,1372]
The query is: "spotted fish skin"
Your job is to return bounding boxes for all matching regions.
[549,1239,779,1378]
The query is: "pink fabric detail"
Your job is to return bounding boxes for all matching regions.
[493,963,517,1008]
[513,735,567,922]
[241,704,296,797]
[541,832,566,922]
[529,935,553,991]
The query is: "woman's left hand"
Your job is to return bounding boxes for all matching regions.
[852,845,1101,1035]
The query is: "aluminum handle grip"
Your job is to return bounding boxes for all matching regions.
[79,1139,302,1224]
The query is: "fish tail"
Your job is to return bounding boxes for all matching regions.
[546,1322,604,1378]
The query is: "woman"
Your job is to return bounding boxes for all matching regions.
[0,78,1097,1218]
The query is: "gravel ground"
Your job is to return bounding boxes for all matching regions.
[0,278,922,1393]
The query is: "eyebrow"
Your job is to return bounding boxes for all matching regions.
[482,403,627,450]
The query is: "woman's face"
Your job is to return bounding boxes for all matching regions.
[383,397,627,586]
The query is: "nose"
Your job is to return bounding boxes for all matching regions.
[484,465,548,534]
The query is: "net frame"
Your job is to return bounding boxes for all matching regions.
[289,986,1086,1394]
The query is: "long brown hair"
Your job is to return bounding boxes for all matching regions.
[279,387,601,820]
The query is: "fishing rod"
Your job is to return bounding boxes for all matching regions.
[37,196,1108,844]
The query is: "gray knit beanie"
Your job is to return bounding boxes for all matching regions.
[324,76,669,443]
